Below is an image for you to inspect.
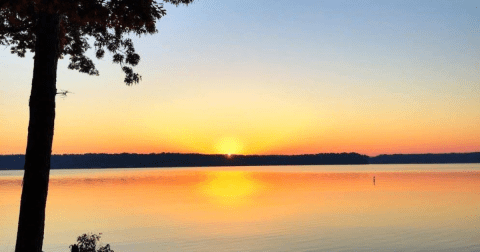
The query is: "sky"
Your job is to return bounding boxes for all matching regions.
[0,0,479,156]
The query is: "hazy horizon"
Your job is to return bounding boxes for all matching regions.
[1,150,480,157]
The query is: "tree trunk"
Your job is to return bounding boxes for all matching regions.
[15,12,60,252]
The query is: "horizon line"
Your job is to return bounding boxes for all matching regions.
[1,151,480,158]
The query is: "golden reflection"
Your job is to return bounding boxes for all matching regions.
[199,171,259,206]
[3,169,480,244]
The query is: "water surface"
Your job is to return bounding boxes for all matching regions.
[1,164,480,251]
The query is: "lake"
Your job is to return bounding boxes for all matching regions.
[1,164,480,252]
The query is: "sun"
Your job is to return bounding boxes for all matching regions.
[215,137,243,155]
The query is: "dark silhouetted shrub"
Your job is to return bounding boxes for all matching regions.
[70,234,113,252]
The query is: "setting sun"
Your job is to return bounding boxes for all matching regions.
[1,1,480,251]
[215,137,243,155]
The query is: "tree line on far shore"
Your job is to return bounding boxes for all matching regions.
[1,152,369,169]
[1,152,480,170]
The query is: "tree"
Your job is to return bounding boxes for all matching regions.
[70,234,113,252]
[0,1,194,251]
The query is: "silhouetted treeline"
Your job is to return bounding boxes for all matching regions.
[2,152,479,170]
[0,153,368,170]
[369,152,480,164]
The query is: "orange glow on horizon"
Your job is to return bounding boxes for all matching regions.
[1,116,479,156]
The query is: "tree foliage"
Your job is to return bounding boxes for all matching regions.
[1,2,194,252]
[0,0,194,85]
[70,233,113,252]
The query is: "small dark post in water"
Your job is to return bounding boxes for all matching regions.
[373,176,375,185]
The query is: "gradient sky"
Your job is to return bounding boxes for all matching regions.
[1,0,479,156]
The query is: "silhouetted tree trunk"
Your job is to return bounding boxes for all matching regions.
[15,12,60,252]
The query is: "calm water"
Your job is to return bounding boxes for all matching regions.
[1,164,480,252]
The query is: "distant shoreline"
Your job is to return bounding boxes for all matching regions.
[1,152,479,170]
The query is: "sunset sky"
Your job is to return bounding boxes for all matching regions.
[0,0,479,156]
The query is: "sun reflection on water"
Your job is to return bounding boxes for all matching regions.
[2,167,480,252]
[199,171,260,206]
